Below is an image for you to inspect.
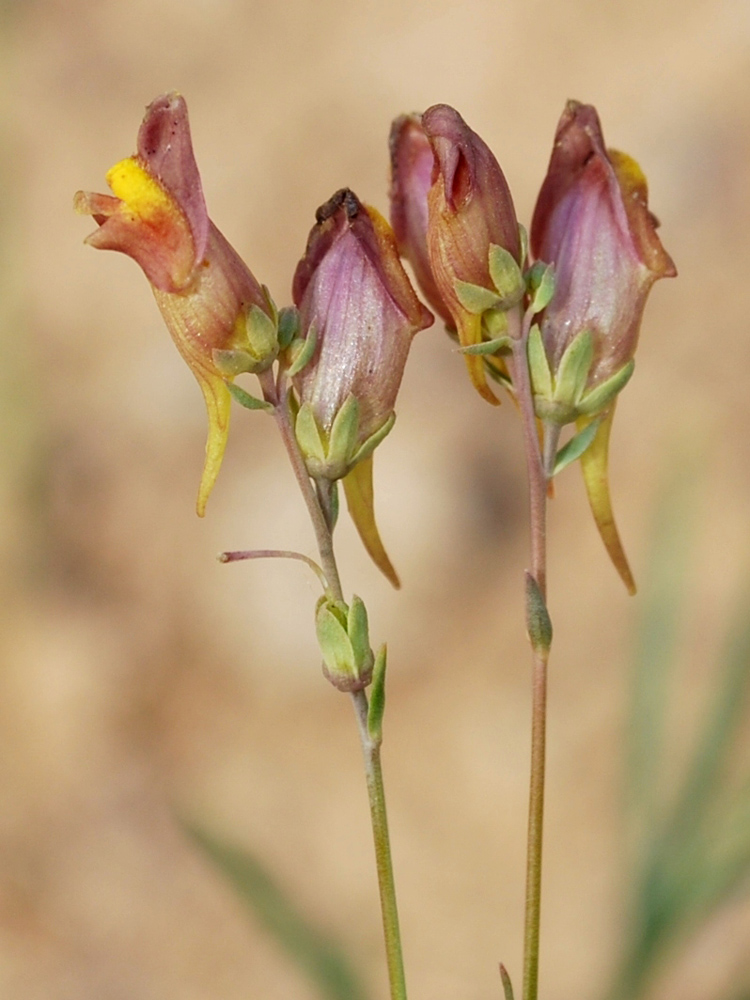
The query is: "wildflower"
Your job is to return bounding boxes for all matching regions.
[292,187,432,585]
[531,101,676,590]
[390,105,521,403]
[74,92,274,515]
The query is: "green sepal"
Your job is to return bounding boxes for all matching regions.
[530,263,555,314]
[316,599,356,679]
[460,336,514,356]
[518,225,529,268]
[454,279,502,315]
[287,321,318,377]
[525,571,552,653]
[277,307,299,350]
[245,304,279,365]
[367,645,387,744]
[260,284,279,326]
[552,418,601,476]
[227,382,274,412]
[347,595,373,677]
[527,324,553,399]
[525,260,547,292]
[213,348,256,378]
[553,328,593,406]
[295,402,326,464]
[488,243,524,304]
[350,412,396,467]
[577,360,635,416]
[327,395,360,475]
[483,308,509,339]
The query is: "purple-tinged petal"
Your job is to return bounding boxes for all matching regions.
[389,114,451,324]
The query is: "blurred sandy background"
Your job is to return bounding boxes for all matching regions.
[2,0,750,997]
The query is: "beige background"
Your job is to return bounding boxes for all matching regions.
[2,0,750,997]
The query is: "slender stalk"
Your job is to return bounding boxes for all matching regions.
[351,688,408,1000]
[509,310,551,1000]
[264,370,408,1000]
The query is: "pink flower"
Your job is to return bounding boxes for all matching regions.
[293,187,432,459]
[531,101,676,387]
[390,105,520,403]
[75,92,271,515]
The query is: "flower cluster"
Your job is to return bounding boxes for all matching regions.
[76,94,674,589]
[390,100,675,589]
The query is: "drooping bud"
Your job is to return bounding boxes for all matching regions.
[530,101,676,592]
[422,104,522,403]
[75,92,276,515]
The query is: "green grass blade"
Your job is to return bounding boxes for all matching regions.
[184,820,370,1000]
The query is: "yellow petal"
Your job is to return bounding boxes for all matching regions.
[194,371,232,517]
[342,456,400,589]
[578,404,636,594]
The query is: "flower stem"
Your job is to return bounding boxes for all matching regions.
[264,371,408,1000]
[351,688,408,1000]
[509,312,551,1000]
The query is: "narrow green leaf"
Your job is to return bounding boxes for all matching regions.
[525,572,552,652]
[367,645,387,743]
[183,821,370,1000]
[499,964,515,1000]
[460,336,514,356]
[227,382,274,411]
[552,419,601,476]
[347,595,372,675]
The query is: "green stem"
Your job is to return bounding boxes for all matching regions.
[509,312,551,1000]
[265,371,407,1000]
[351,688,408,1000]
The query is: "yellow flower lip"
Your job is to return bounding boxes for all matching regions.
[106,157,177,223]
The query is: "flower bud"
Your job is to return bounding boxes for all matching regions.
[292,187,433,480]
[530,101,676,393]
[74,92,274,515]
[422,104,521,402]
[315,594,375,692]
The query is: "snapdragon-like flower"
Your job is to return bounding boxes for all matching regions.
[531,100,676,389]
[74,92,273,515]
[292,187,433,586]
[531,101,676,591]
[390,104,521,403]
